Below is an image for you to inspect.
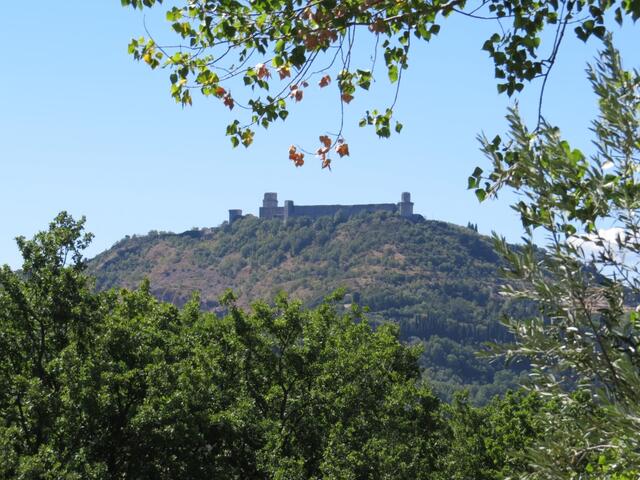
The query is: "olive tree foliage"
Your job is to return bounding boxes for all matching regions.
[0,213,447,479]
[468,39,640,477]
[120,0,639,166]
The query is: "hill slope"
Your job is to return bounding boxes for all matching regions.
[89,211,528,403]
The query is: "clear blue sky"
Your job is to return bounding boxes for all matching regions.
[1,2,638,269]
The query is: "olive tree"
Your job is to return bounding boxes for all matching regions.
[471,38,640,477]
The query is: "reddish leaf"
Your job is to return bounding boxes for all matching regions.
[319,135,332,148]
[335,142,350,157]
[319,75,331,87]
[255,63,271,80]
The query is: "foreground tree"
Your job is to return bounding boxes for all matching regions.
[444,390,551,479]
[0,214,448,478]
[471,38,640,477]
[120,0,639,164]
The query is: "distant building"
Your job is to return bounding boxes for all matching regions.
[229,192,414,224]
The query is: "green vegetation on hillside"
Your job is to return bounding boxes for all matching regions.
[2,213,556,479]
[90,211,530,403]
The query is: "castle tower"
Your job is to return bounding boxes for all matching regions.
[263,192,278,209]
[399,192,414,217]
[259,192,281,219]
[283,200,294,222]
[228,209,243,224]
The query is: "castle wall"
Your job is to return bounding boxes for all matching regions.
[287,203,398,219]
[259,206,284,219]
[229,192,415,223]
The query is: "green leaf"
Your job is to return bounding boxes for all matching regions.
[388,65,399,83]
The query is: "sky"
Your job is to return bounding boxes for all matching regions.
[1,2,638,269]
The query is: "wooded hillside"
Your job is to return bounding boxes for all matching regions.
[89,212,530,402]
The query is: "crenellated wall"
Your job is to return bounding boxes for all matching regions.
[229,192,414,223]
[284,203,398,221]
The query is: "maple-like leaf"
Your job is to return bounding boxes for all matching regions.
[288,145,305,166]
[223,94,234,110]
[214,86,226,97]
[278,67,291,80]
[335,142,350,157]
[341,93,354,103]
[318,29,338,43]
[304,34,319,50]
[319,75,331,87]
[369,18,387,33]
[293,153,305,166]
[255,63,271,80]
[290,86,304,102]
[319,135,332,148]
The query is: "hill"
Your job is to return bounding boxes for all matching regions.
[89,211,529,403]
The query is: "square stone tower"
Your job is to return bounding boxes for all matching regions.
[399,192,414,217]
[259,192,283,219]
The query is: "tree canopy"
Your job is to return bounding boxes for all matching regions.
[1,213,451,478]
[121,0,639,166]
[470,38,640,477]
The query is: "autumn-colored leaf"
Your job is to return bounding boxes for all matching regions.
[319,135,332,148]
[335,142,350,157]
[255,63,271,80]
[322,157,332,169]
[278,67,291,80]
[369,18,387,33]
[293,154,304,166]
[214,86,226,97]
[318,29,338,43]
[223,94,234,110]
[304,34,319,50]
[341,92,354,103]
[319,75,331,87]
[288,145,304,166]
[290,86,304,102]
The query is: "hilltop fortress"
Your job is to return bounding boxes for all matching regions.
[229,192,414,223]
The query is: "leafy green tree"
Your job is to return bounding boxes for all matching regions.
[0,212,100,478]
[471,38,640,477]
[1,213,448,478]
[217,290,447,478]
[120,0,639,163]
[443,390,550,479]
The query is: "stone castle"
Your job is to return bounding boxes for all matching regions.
[229,192,414,223]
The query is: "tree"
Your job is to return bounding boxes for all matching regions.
[216,290,447,478]
[443,390,550,479]
[470,38,640,477]
[120,0,639,165]
[0,212,101,477]
[1,214,448,478]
